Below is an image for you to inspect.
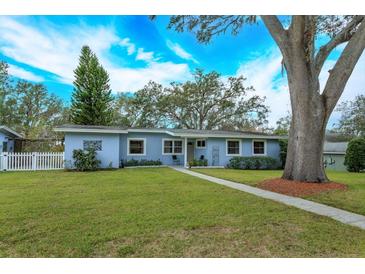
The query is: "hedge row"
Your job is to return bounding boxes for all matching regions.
[227,156,278,170]
[188,159,208,167]
[124,159,162,167]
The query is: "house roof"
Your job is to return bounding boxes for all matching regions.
[323,142,348,155]
[0,126,23,139]
[54,124,286,139]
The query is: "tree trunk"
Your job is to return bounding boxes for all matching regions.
[283,103,328,182]
[282,59,329,182]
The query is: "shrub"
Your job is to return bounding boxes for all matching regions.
[124,159,162,167]
[72,148,100,171]
[278,139,288,168]
[344,137,365,172]
[227,156,278,170]
[189,158,208,168]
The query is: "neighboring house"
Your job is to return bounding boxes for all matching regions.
[323,141,348,171]
[0,126,23,153]
[55,125,285,168]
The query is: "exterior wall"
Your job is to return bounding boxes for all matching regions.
[64,132,120,168]
[205,138,281,167]
[64,131,282,168]
[0,132,15,152]
[120,132,185,165]
[324,153,347,171]
[0,132,5,152]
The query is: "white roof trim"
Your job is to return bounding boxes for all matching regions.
[54,127,128,134]
[54,126,286,139]
[173,133,286,139]
[0,126,23,138]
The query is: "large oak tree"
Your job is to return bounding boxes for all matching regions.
[160,15,365,182]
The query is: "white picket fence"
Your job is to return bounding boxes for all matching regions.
[0,152,64,171]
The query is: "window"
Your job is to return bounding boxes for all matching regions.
[163,139,183,155]
[196,139,206,148]
[128,139,145,155]
[253,140,266,155]
[83,140,102,151]
[226,140,240,155]
[163,140,173,154]
[2,141,8,152]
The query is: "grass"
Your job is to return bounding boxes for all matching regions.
[194,169,365,215]
[1,168,365,257]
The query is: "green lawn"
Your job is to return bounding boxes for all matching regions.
[1,168,365,257]
[194,169,365,215]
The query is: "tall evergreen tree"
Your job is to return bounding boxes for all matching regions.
[71,46,113,125]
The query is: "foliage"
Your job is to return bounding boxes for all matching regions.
[188,158,208,168]
[71,46,113,125]
[124,159,162,167]
[72,148,101,171]
[0,61,68,139]
[113,82,166,128]
[344,137,365,172]
[334,94,365,137]
[278,139,288,169]
[227,156,278,170]
[114,69,269,131]
[273,114,291,136]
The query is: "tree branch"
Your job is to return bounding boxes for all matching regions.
[322,20,365,114]
[261,16,288,50]
[314,15,364,76]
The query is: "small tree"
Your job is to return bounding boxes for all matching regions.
[344,137,365,172]
[71,46,113,125]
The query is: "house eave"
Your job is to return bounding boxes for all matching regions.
[54,127,128,134]
[0,126,23,139]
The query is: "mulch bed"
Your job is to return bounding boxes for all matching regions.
[257,178,347,197]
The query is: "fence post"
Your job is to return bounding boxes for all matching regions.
[32,152,37,171]
[2,152,8,171]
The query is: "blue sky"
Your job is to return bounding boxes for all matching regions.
[0,15,363,127]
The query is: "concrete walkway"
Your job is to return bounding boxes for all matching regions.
[172,167,365,230]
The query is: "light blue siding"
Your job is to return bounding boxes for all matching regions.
[64,132,120,168]
[0,132,15,152]
[0,132,5,152]
[64,131,282,168]
[120,132,185,165]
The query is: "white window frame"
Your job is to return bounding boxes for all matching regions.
[252,139,267,156]
[196,139,206,149]
[226,139,241,156]
[162,139,184,155]
[127,138,146,156]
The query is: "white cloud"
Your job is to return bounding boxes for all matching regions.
[108,61,191,92]
[135,48,156,62]
[7,64,44,82]
[235,47,365,129]
[235,48,290,127]
[119,38,135,55]
[0,17,191,92]
[166,40,199,64]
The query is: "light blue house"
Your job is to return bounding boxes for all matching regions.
[0,126,23,152]
[55,125,285,168]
